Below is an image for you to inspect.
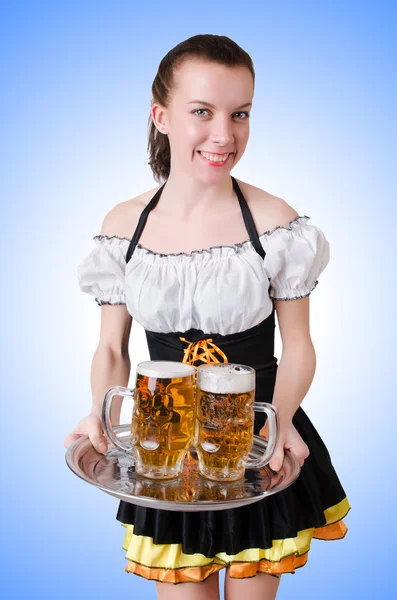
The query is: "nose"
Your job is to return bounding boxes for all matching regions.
[209,115,235,146]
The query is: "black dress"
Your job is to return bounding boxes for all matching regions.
[78,176,351,583]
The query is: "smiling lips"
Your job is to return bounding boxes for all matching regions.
[198,150,233,165]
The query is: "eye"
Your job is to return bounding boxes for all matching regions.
[193,109,210,117]
[192,109,250,120]
[233,111,250,119]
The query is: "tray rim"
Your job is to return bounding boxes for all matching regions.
[65,424,301,511]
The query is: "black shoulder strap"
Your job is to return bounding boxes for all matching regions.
[126,176,266,263]
[126,181,167,264]
[231,176,266,260]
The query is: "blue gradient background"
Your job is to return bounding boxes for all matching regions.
[1,1,395,598]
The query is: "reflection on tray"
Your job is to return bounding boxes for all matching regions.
[66,425,301,511]
[90,446,285,504]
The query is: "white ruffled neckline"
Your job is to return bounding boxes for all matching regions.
[93,215,310,260]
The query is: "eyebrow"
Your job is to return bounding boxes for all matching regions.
[188,100,252,110]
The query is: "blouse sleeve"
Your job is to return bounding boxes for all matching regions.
[261,216,330,300]
[77,235,129,306]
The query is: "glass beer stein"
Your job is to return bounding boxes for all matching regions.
[195,363,279,481]
[102,360,196,480]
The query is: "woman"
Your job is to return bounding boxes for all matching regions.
[64,34,351,600]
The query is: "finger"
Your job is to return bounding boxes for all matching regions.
[63,432,87,448]
[90,431,109,454]
[80,417,108,453]
[103,431,117,449]
[293,453,305,468]
[270,451,285,472]
[286,448,303,468]
[300,455,309,467]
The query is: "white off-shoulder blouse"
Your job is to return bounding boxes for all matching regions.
[77,216,330,336]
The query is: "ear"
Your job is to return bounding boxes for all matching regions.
[151,102,169,135]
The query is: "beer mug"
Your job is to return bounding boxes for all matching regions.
[195,363,279,481]
[102,360,196,480]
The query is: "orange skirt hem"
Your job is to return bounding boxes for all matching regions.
[124,517,348,584]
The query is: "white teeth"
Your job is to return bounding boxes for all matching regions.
[200,151,230,162]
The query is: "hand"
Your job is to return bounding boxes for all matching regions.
[259,418,310,472]
[63,413,109,454]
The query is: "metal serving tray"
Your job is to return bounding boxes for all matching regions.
[65,424,300,512]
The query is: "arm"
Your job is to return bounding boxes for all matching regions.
[253,198,329,470]
[64,294,133,453]
[253,199,323,423]
[90,205,135,427]
[90,304,133,427]
[271,296,316,425]
[64,207,135,452]
[259,297,315,471]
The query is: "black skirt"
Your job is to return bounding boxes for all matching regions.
[117,309,351,583]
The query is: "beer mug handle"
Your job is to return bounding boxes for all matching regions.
[244,403,280,469]
[102,385,136,455]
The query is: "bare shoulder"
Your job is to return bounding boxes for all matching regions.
[100,185,162,238]
[236,179,300,234]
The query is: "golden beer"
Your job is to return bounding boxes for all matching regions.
[196,364,256,481]
[130,361,196,479]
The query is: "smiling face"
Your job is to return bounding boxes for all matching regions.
[152,59,254,184]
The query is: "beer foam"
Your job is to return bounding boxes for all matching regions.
[197,364,255,394]
[140,439,160,450]
[137,360,195,378]
[201,441,220,453]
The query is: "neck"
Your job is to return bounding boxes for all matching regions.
[159,170,235,219]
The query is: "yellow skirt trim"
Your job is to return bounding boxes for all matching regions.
[121,496,351,583]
